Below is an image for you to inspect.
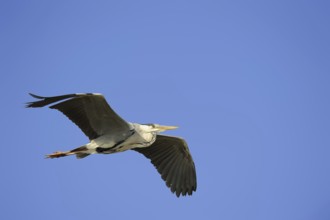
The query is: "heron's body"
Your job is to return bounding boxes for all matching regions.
[81,123,156,156]
[26,93,197,197]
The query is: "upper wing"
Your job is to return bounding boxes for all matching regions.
[26,93,131,140]
[133,135,197,197]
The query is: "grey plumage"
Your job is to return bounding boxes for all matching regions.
[26,93,197,197]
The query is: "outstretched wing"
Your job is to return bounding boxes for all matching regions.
[26,93,130,140]
[133,135,197,197]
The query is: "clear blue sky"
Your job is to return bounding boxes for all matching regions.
[1,1,330,219]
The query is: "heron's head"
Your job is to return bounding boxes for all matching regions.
[143,124,178,133]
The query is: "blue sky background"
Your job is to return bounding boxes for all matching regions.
[1,1,330,219]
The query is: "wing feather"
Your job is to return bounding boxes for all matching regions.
[26,93,130,140]
[133,135,197,197]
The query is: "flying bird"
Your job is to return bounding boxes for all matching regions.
[26,93,196,197]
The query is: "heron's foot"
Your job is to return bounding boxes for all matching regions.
[46,151,72,159]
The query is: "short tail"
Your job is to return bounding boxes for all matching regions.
[46,146,90,159]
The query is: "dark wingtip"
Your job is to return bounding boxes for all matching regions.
[29,93,45,99]
[25,102,32,108]
[26,93,42,108]
[26,93,44,108]
[26,93,78,108]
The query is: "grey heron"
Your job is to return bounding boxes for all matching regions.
[26,93,196,197]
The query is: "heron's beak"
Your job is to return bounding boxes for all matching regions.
[155,125,178,132]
